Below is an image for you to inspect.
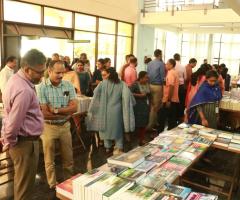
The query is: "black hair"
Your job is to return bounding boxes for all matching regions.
[173,53,181,61]
[71,58,80,67]
[63,61,72,71]
[206,70,219,79]
[154,49,162,58]
[220,63,226,68]
[189,58,197,64]
[76,60,85,66]
[6,56,16,63]
[97,58,105,66]
[129,57,137,64]
[102,68,120,84]
[138,71,148,81]
[21,49,46,69]
[144,57,152,64]
[48,60,64,69]
[191,64,210,86]
[168,58,176,68]
[104,58,111,64]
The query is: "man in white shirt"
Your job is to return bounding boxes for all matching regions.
[173,53,186,122]
[0,56,17,93]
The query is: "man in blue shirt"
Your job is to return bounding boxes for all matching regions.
[147,49,165,130]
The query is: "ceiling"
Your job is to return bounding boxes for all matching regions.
[140,0,240,33]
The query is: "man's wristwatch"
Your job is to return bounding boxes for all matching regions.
[53,108,59,114]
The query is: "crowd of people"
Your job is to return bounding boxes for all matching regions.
[0,48,231,200]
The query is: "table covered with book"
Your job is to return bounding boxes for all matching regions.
[56,123,240,200]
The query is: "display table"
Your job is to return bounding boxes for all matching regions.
[56,125,240,200]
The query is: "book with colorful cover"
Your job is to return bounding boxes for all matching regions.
[186,192,218,200]
[218,132,233,140]
[117,183,159,199]
[198,130,217,140]
[160,183,192,199]
[145,155,168,166]
[228,142,240,152]
[98,163,128,175]
[233,134,240,140]
[169,156,192,167]
[139,175,166,191]
[185,143,207,156]
[153,150,174,160]
[193,136,213,146]
[119,168,146,183]
[177,151,197,161]
[150,136,175,148]
[128,144,162,158]
[160,162,187,176]
[148,167,178,184]
[101,176,134,200]
[213,138,231,147]
[135,160,157,172]
[107,151,145,168]
[155,193,182,199]
[230,139,240,145]
[56,173,82,199]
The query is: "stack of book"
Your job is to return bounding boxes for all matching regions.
[213,131,233,148]
[86,174,133,200]
[56,174,82,199]
[228,134,240,152]
[183,143,207,157]
[107,150,145,168]
[72,169,106,200]
[193,136,214,146]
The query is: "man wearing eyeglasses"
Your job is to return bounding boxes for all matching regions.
[0,49,46,200]
[36,60,77,190]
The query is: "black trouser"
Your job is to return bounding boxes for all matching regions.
[157,102,178,133]
[177,84,186,121]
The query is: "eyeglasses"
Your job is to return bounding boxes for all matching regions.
[29,67,46,75]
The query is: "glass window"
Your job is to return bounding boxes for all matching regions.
[21,36,73,59]
[74,31,96,72]
[98,34,115,65]
[118,22,132,37]
[44,7,72,28]
[99,18,116,34]
[75,14,96,31]
[116,36,132,72]
[4,0,41,24]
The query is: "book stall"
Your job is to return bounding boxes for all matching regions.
[219,89,240,130]
[56,124,240,200]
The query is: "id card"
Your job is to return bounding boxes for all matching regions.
[215,106,219,114]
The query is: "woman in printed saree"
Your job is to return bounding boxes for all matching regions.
[188,70,222,129]
[87,68,135,155]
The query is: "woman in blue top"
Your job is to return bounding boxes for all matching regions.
[188,70,222,128]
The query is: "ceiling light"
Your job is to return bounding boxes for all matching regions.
[199,25,225,28]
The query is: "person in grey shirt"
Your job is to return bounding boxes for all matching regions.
[147,49,165,130]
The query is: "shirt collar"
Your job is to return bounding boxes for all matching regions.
[17,69,35,89]
[46,78,63,88]
[4,65,14,72]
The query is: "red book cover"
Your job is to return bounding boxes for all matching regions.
[56,173,82,199]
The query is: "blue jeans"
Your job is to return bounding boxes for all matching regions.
[104,137,123,149]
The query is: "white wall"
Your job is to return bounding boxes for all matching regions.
[20,0,138,23]
[134,24,155,72]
